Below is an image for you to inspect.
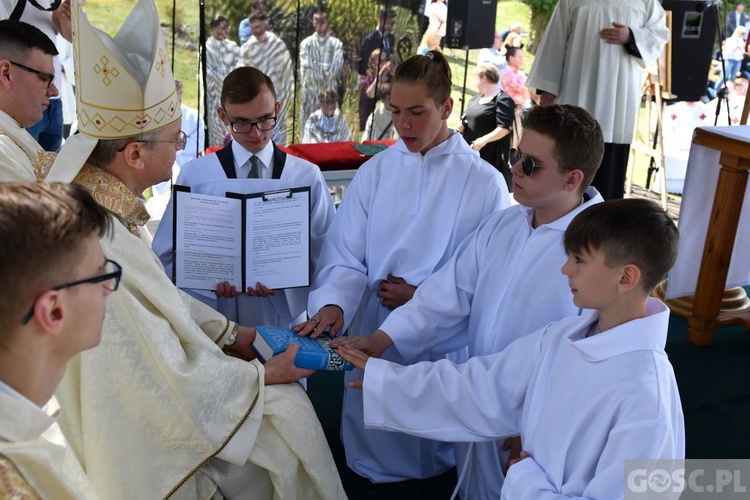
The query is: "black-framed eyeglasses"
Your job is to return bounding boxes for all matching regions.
[9,61,55,89]
[222,109,277,133]
[510,147,545,177]
[20,259,122,325]
[117,131,187,152]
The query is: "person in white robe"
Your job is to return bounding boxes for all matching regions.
[299,10,344,127]
[332,104,606,498]
[296,51,511,484]
[526,0,668,200]
[174,79,205,168]
[205,16,239,147]
[0,182,114,500]
[44,2,346,498]
[153,66,335,328]
[303,89,353,143]
[0,20,59,182]
[239,13,294,146]
[340,198,685,500]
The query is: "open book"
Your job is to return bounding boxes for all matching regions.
[172,185,311,291]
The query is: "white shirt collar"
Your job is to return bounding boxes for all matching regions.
[231,139,274,179]
[0,378,42,410]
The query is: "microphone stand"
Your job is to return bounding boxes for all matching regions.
[711,3,732,125]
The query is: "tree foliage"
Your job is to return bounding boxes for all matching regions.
[520,0,557,52]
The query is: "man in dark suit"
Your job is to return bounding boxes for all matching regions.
[726,3,748,38]
[358,7,396,76]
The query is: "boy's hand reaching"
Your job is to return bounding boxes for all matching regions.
[293,304,345,338]
[337,345,369,389]
[331,329,393,358]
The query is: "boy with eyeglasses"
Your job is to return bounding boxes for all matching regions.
[0,182,113,498]
[339,198,684,500]
[0,19,59,182]
[46,2,345,497]
[153,65,335,329]
[332,103,604,498]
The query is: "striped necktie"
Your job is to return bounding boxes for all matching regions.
[248,155,261,178]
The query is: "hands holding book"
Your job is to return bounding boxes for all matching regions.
[262,343,315,384]
[215,281,276,298]
[224,326,314,383]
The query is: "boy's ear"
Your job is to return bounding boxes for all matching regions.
[217,106,229,126]
[32,290,66,337]
[563,169,584,192]
[618,264,642,292]
[441,97,454,121]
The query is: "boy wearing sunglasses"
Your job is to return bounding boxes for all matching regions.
[340,198,684,500]
[333,104,604,498]
[0,182,113,498]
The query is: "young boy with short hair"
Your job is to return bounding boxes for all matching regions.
[0,182,114,498]
[340,198,685,499]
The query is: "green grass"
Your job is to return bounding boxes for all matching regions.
[84,0,661,192]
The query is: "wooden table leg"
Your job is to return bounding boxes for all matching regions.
[687,154,749,345]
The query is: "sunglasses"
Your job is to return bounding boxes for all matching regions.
[509,147,544,177]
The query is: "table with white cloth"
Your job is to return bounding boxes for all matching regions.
[665,126,750,345]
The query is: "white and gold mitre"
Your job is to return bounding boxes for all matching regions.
[74,0,180,138]
[46,0,181,182]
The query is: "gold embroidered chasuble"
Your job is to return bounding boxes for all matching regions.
[0,109,54,182]
[57,165,345,499]
[0,392,99,499]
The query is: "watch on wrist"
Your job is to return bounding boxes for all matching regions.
[225,324,240,347]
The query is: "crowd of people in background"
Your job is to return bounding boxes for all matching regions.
[0,0,695,498]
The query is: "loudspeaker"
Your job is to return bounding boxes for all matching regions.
[445,0,497,50]
[662,1,718,101]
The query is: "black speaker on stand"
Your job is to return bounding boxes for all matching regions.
[445,0,497,50]
[662,0,718,102]
[446,0,498,116]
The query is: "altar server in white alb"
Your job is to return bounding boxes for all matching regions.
[332,104,605,498]
[239,13,294,145]
[298,9,343,127]
[0,182,112,500]
[153,66,335,328]
[526,0,668,200]
[45,1,345,498]
[296,50,511,483]
[340,198,685,499]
